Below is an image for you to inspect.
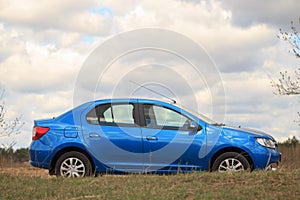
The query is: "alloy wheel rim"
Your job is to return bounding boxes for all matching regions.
[218,158,244,172]
[60,157,86,177]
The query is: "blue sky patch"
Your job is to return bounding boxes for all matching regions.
[90,7,113,17]
[81,36,96,43]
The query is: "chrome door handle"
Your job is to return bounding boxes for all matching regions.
[89,133,101,138]
[146,136,158,141]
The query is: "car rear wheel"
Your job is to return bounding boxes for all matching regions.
[212,152,250,172]
[55,151,92,177]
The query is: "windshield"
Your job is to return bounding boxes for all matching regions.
[177,104,220,125]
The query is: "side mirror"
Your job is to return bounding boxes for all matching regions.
[188,121,202,132]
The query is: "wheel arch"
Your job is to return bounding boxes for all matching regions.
[208,147,254,171]
[49,146,95,175]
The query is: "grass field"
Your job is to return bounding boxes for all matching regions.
[1,167,299,199]
[0,145,299,200]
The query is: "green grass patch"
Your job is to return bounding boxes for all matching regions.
[1,170,300,200]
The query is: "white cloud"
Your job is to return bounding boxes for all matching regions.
[220,0,300,28]
[0,0,114,36]
[0,23,26,61]
[0,0,299,148]
[0,42,82,94]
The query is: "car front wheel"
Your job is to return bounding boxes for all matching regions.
[55,151,92,177]
[212,152,250,172]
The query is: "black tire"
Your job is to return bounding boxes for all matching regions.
[212,152,250,172]
[55,151,92,177]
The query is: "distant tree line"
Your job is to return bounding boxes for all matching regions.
[278,136,299,147]
[0,147,29,164]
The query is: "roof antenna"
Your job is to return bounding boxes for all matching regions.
[130,81,177,104]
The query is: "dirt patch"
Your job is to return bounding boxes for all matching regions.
[0,163,51,178]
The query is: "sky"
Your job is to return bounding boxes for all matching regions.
[0,0,299,148]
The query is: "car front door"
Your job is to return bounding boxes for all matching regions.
[81,101,144,172]
[140,103,205,172]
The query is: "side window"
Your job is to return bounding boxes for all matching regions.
[86,103,136,126]
[143,104,194,130]
[103,107,113,123]
[110,104,135,124]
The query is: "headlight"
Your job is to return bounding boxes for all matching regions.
[255,138,276,149]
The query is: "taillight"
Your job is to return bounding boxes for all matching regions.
[32,126,50,140]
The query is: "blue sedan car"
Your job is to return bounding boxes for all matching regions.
[29,99,281,177]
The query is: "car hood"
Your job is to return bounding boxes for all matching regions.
[220,125,274,139]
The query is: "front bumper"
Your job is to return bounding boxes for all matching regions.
[265,152,281,171]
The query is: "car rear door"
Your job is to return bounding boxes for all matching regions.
[81,100,144,172]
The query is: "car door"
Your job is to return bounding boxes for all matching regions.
[140,103,206,172]
[81,100,144,172]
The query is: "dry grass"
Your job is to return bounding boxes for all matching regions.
[278,144,300,169]
[0,163,50,178]
[0,166,300,200]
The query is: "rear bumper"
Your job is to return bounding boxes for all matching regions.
[29,141,53,169]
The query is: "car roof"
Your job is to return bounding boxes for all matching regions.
[92,98,173,105]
